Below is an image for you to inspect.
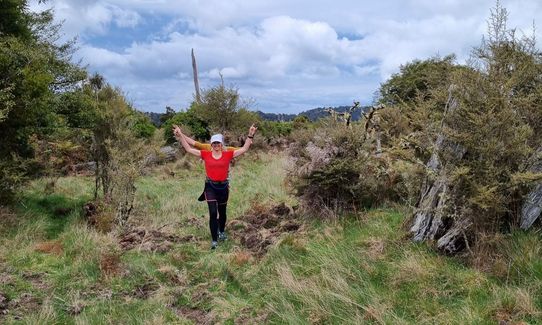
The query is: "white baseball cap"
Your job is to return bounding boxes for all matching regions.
[210,134,223,144]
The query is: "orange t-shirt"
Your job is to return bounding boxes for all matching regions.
[194,141,238,151]
[200,150,234,181]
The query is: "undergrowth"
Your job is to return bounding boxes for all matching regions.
[0,153,540,324]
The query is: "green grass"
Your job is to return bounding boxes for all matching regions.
[1,152,541,324]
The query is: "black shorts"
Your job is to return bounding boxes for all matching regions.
[198,180,229,204]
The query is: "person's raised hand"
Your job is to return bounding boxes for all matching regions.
[172,124,183,138]
[249,124,257,136]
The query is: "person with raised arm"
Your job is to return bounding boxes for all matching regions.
[180,133,239,152]
[173,124,257,250]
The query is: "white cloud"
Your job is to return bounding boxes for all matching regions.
[354,65,379,77]
[77,45,129,71]
[28,0,542,113]
[205,66,248,79]
[77,16,367,81]
[110,6,141,28]
[30,0,141,37]
[360,14,483,78]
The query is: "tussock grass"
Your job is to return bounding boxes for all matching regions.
[1,153,541,324]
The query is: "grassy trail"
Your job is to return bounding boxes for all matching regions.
[0,153,541,324]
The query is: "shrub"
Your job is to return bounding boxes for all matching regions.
[399,4,542,254]
[287,118,423,217]
[188,82,261,140]
[259,121,293,139]
[432,5,542,233]
[0,5,87,203]
[162,108,209,144]
[92,85,151,226]
[131,112,156,139]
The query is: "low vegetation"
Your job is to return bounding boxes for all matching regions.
[1,2,542,323]
[1,154,541,324]
[287,4,542,254]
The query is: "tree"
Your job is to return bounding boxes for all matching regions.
[192,83,242,133]
[0,1,86,202]
[0,0,33,40]
[378,55,457,106]
[409,3,542,253]
[131,111,156,139]
[292,115,310,129]
[91,84,149,226]
[162,107,209,144]
[374,56,468,167]
[88,72,105,100]
[159,106,176,124]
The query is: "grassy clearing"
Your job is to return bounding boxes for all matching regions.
[1,152,541,324]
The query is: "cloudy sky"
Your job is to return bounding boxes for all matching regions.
[30,0,542,114]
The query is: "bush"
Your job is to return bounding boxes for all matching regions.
[131,112,156,139]
[292,115,310,129]
[0,6,87,203]
[430,5,541,234]
[259,121,293,139]
[92,85,151,226]
[188,83,262,140]
[287,118,423,217]
[162,108,209,144]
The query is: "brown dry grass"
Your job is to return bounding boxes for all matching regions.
[0,207,18,234]
[492,287,541,323]
[230,250,253,266]
[358,237,386,260]
[34,240,63,255]
[94,211,115,233]
[470,233,509,276]
[168,251,191,264]
[391,251,436,286]
[363,301,392,323]
[99,251,122,278]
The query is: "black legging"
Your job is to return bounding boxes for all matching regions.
[208,202,227,241]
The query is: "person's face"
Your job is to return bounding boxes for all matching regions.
[211,141,222,150]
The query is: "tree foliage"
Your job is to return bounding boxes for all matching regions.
[258,121,293,139]
[0,0,86,202]
[162,106,209,144]
[191,83,240,132]
[290,3,542,237]
[190,82,260,138]
[159,106,176,124]
[379,55,457,106]
[131,111,156,139]
[439,3,542,232]
[292,115,310,129]
[0,0,33,40]
[401,3,542,250]
[91,84,149,226]
[374,56,467,168]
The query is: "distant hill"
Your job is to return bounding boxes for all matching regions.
[144,112,163,127]
[255,111,297,121]
[256,105,371,122]
[297,105,370,122]
[145,105,371,126]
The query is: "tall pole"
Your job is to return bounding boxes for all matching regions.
[191,48,201,103]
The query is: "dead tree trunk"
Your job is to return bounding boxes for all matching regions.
[520,147,542,229]
[521,184,542,229]
[375,129,382,158]
[437,218,472,254]
[345,101,360,127]
[410,86,470,254]
[363,104,385,157]
[411,175,449,241]
[191,48,201,103]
